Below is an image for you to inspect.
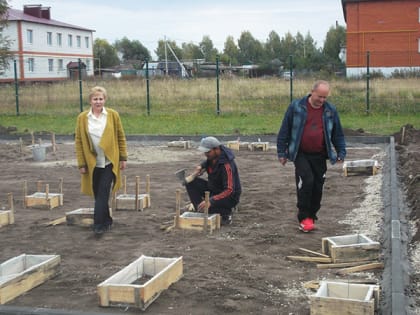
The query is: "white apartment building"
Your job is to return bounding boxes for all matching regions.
[1,4,94,82]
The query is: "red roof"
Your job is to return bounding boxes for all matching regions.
[7,7,94,32]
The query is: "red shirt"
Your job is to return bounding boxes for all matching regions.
[299,100,325,154]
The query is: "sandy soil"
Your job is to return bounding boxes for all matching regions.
[0,127,418,315]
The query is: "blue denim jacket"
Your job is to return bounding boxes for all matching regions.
[276,95,346,164]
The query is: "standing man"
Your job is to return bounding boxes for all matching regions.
[277,80,346,232]
[185,136,241,225]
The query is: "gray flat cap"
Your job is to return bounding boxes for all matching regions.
[198,136,221,152]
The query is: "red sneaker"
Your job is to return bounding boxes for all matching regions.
[299,218,314,232]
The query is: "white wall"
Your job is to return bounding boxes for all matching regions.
[1,20,94,81]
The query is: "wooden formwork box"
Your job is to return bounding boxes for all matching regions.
[167,140,191,149]
[23,178,63,210]
[0,193,14,227]
[343,159,379,177]
[248,142,269,151]
[310,281,380,315]
[226,141,250,151]
[0,254,61,304]
[66,207,113,227]
[321,234,380,263]
[115,175,151,211]
[97,255,183,310]
[175,212,221,232]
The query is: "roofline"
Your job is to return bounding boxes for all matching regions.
[6,8,95,32]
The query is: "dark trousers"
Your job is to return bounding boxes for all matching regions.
[185,177,236,216]
[92,164,114,229]
[293,152,327,222]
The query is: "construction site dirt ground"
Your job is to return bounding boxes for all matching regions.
[0,126,418,315]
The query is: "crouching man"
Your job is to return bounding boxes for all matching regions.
[185,136,241,225]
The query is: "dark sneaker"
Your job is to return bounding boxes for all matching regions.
[221,215,232,226]
[299,218,314,232]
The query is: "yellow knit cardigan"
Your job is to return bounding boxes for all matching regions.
[75,108,127,196]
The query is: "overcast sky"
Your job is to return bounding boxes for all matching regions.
[10,0,346,57]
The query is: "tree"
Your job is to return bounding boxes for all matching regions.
[93,38,119,69]
[155,39,183,61]
[181,42,203,60]
[322,24,346,72]
[265,31,282,61]
[221,36,239,65]
[199,35,218,62]
[0,0,13,71]
[114,37,150,68]
[237,31,264,64]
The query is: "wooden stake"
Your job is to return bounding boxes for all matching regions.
[23,180,27,208]
[51,132,56,153]
[175,189,181,228]
[135,176,140,211]
[123,175,127,194]
[37,180,42,192]
[8,193,14,224]
[31,131,34,145]
[146,174,151,207]
[203,191,209,233]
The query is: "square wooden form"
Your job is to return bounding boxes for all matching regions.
[226,141,250,151]
[175,211,220,232]
[0,254,61,304]
[97,255,183,310]
[310,281,379,315]
[167,140,191,149]
[322,234,380,263]
[0,193,14,227]
[343,159,379,177]
[115,175,151,211]
[66,208,114,227]
[23,179,63,210]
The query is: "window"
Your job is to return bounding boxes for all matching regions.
[48,59,54,72]
[47,32,52,46]
[57,33,62,46]
[68,34,73,47]
[85,36,89,48]
[28,58,34,72]
[27,29,33,44]
[86,59,90,71]
[58,59,64,71]
[76,35,81,48]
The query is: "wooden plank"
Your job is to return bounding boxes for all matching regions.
[298,248,330,258]
[336,262,384,275]
[310,296,375,315]
[317,260,377,269]
[286,256,332,263]
[42,216,66,227]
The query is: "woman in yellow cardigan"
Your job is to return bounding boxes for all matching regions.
[75,86,127,235]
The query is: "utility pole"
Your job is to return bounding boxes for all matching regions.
[164,35,168,76]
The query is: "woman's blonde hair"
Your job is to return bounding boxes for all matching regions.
[89,86,107,100]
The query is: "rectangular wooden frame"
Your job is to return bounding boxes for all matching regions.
[0,193,14,227]
[322,234,380,263]
[97,255,183,310]
[0,254,61,304]
[310,281,379,315]
[176,211,220,232]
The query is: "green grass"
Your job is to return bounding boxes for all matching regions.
[0,111,417,136]
[0,78,418,136]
